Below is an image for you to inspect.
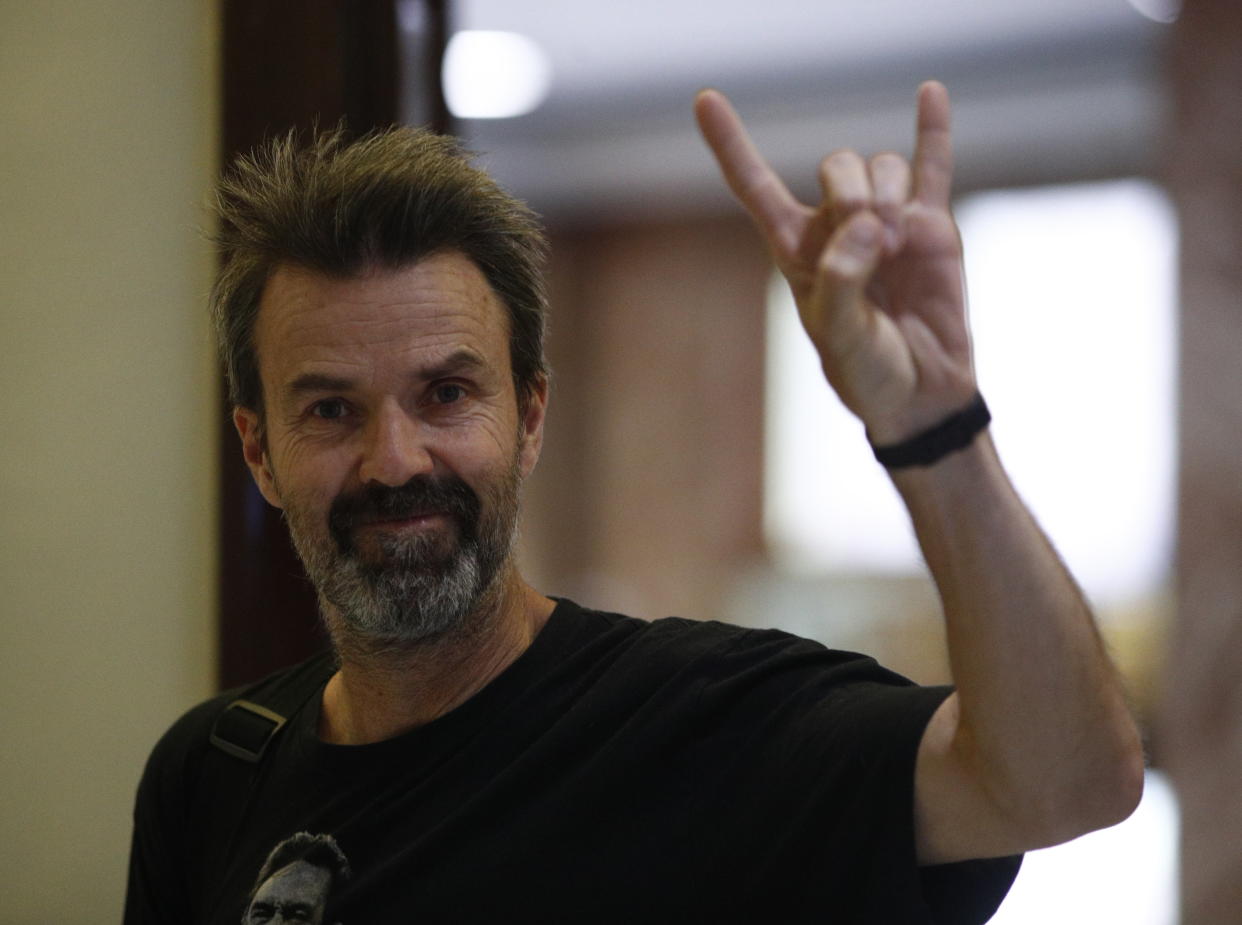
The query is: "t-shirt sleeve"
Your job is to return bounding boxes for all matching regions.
[677,622,1020,923]
[124,767,184,924]
[123,697,225,924]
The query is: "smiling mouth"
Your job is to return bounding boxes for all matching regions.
[356,511,449,530]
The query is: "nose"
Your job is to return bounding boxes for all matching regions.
[356,398,434,487]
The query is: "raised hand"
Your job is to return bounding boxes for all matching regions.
[694,82,976,445]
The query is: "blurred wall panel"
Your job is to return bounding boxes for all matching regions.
[1160,0,1242,921]
[517,215,770,621]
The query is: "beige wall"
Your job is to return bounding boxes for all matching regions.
[0,1,218,919]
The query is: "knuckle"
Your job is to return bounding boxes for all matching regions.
[819,148,863,181]
[822,148,859,168]
[819,150,872,213]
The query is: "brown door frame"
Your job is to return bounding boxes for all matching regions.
[216,0,450,688]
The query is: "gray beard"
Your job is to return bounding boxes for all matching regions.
[283,462,519,647]
[309,528,496,644]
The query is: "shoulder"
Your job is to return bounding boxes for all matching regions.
[550,598,938,719]
[138,691,234,804]
[136,652,336,805]
[559,597,907,676]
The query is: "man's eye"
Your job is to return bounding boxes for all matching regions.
[311,398,348,420]
[432,383,466,405]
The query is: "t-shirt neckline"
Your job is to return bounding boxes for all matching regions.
[293,597,584,762]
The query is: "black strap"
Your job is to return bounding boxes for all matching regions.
[193,653,336,868]
[210,700,287,763]
[206,652,335,763]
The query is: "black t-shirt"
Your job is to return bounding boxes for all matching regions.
[126,599,1019,923]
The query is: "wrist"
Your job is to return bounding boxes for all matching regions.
[868,392,991,469]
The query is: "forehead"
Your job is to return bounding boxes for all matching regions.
[253,859,331,902]
[254,251,511,392]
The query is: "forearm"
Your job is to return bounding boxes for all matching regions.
[695,78,1143,856]
[893,432,1144,856]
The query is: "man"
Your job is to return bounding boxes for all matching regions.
[125,83,1143,923]
[242,833,351,925]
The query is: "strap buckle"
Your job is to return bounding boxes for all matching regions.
[209,699,287,763]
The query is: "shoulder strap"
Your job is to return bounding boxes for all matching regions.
[209,700,288,762]
[208,656,331,762]
[188,653,336,879]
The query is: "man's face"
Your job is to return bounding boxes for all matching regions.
[243,860,331,924]
[235,251,546,644]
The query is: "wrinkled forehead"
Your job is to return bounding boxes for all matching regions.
[252,253,514,396]
[258,253,508,340]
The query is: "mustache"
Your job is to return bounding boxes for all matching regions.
[327,475,480,550]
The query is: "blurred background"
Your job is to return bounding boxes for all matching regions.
[2,0,1238,920]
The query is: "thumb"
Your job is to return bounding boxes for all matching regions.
[806,211,885,353]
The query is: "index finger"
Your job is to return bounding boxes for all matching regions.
[912,81,955,208]
[694,88,803,249]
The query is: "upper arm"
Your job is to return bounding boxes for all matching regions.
[915,690,1144,866]
[914,693,1035,866]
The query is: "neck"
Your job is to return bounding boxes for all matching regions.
[317,569,555,745]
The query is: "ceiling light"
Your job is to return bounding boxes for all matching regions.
[443,31,552,120]
[1126,0,1182,23]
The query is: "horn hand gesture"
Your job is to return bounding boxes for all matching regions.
[695,82,975,447]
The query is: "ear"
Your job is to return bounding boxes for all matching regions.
[233,406,284,509]
[517,375,549,479]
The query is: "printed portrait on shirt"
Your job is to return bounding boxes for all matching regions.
[242,832,351,925]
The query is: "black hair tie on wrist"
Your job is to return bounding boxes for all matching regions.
[869,392,991,469]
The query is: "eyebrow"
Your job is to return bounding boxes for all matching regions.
[420,347,488,382]
[284,349,490,397]
[287,372,355,396]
